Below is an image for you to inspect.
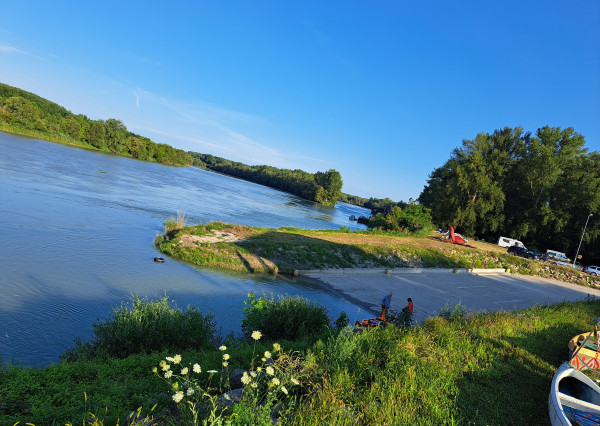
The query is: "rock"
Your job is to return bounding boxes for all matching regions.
[228,368,248,390]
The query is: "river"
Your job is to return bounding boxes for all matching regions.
[0,132,375,366]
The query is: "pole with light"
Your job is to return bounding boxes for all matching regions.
[574,213,593,266]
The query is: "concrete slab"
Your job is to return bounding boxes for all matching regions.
[303,269,600,325]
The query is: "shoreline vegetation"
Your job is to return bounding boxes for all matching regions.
[2,292,600,424]
[155,221,600,287]
[0,82,346,206]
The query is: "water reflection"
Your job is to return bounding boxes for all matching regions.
[0,133,374,366]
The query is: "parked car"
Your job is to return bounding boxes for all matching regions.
[584,265,600,276]
[508,245,540,260]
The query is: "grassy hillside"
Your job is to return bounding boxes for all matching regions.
[2,296,599,425]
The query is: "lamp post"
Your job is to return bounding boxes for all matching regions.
[574,213,593,266]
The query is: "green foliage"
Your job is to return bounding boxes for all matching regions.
[0,82,193,166]
[241,293,330,341]
[62,295,218,360]
[420,125,600,263]
[0,352,164,425]
[3,298,600,425]
[439,301,468,321]
[189,152,343,206]
[367,203,435,236]
[334,311,349,331]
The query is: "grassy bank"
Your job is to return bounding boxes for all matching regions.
[155,222,600,287]
[2,295,599,425]
[0,123,101,150]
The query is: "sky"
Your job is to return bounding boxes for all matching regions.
[1,1,598,202]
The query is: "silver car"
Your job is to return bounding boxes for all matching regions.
[584,265,600,276]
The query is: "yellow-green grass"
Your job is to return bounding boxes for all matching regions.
[2,298,599,425]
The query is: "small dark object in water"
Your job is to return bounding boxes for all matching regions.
[154,257,165,263]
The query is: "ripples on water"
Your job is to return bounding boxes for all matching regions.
[0,133,374,366]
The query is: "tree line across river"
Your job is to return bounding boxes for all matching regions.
[1,82,598,263]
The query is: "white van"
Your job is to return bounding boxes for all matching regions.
[545,249,570,263]
[497,236,525,249]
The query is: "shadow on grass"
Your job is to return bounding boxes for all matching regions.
[452,300,600,425]
[230,230,464,273]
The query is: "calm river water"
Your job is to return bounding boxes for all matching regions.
[0,132,374,366]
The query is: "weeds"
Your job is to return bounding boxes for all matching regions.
[241,292,329,341]
[62,295,218,361]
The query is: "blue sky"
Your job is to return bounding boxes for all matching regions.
[1,1,598,201]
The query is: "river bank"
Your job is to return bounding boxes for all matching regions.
[155,222,600,287]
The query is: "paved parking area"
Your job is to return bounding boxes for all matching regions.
[302,269,600,324]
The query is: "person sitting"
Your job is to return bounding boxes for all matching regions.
[400,297,414,326]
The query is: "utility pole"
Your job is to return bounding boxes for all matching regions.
[574,213,593,266]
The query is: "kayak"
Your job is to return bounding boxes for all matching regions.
[549,362,600,425]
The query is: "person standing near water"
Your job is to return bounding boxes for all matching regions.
[380,292,392,320]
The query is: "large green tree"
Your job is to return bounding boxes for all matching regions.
[419,126,600,261]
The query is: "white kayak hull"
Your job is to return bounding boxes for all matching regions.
[549,362,600,425]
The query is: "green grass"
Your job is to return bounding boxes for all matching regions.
[154,223,600,289]
[2,297,599,425]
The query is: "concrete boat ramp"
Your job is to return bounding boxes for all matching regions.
[300,268,600,325]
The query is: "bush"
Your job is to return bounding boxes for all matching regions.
[367,204,435,236]
[439,301,468,321]
[241,293,329,341]
[63,295,218,360]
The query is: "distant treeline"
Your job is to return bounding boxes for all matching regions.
[339,194,407,212]
[189,152,343,206]
[0,83,193,166]
[419,126,600,264]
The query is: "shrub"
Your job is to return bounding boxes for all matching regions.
[241,293,329,341]
[439,301,468,321]
[367,204,435,236]
[64,295,218,360]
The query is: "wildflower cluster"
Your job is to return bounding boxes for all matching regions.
[153,330,302,424]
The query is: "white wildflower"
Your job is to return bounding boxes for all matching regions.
[281,386,288,395]
[219,345,227,351]
[273,343,281,351]
[251,330,262,341]
[193,364,201,374]
[264,351,272,359]
[187,388,195,396]
[164,370,173,378]
[207,370,218,374]
[241,372,251,385]
[291,378,299,385]
[223,353,230,360]
[266,366,275,376]
[272,377,280,386]
[172,391,184,403]
[173,354,182,364]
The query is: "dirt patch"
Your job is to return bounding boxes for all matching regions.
[177,231,245,248]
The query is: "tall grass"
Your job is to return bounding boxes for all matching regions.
[62,295,218,361]
[164,211,186,233]
[4,297,600,425]
[242,293,330,341]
